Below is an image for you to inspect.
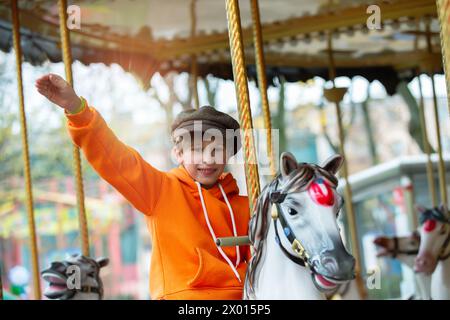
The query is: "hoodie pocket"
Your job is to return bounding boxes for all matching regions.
[188,247,243,288]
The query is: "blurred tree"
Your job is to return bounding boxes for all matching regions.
[203,75,219,107]
[273,75,287,153]
[361,84,379,165]
[397,81,434,153]
[318,82,357,155]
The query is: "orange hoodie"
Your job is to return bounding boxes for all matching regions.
[65,103,251,300]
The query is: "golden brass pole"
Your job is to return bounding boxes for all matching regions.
[426,20,448,207]
[190,0,199,109]
[324,31,367,299]
[250,0,276,177]
[417,70,438,206]
[11,0,42,300]
[436,0,450,117]
[225,0,260,214]
[58,0,90,256]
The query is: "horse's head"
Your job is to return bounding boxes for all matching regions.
[251,152,355,292]
[41,254,109,300]
[414,204,450,275]
[373,232,420,258]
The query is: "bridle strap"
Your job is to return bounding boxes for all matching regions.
[389,236,419,257]
[392,237,398,259]
[79,285,101,295]
[273,217,306,267]
[439,227,450,261]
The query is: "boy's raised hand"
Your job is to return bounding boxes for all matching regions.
[35,73,81,113]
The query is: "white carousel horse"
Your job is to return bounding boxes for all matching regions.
[414,205,450,300]
[41,254,109,300]
[244,152,356,300]
[373,232,432,299]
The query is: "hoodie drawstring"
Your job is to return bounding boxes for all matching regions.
[218,183,241,268]
[195,181,241,283]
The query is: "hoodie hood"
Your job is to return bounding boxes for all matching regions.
[169,165,240,199]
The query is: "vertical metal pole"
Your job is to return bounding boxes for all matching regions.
[11,0,41,300]
[190,0,199,109]
[417,71,438,206]
[436,0,450,117]
[250,0,276,177]
[58,0,90,256]
[225,0,261,214]
[426,21,448,207]
[327,31,366,299]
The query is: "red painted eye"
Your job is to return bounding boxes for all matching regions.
[308,178,334,206]
[424,219,437,232]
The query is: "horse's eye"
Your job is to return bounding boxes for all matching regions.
[288,208,298,215]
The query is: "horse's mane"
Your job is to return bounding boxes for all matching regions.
[244,163,338,299]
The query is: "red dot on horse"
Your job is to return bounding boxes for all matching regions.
[424,219,437,232]
[308,179,335,206]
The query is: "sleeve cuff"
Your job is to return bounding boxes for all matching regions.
[65,98,94,127]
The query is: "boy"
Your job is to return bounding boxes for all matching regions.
[35,73,251,300]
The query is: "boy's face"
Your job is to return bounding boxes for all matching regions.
[174,138,228,189]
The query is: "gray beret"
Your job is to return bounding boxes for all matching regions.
[171,106,241,155]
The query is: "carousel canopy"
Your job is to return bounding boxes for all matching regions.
[0,0,444,93]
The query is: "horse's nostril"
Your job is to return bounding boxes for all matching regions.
[321,256,338,274]
[50,262,64,269]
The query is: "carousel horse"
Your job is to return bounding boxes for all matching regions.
[373,232,431,299]
[41,254,109,300]
[374,231,420,270]
[244,152,355,300]
[414,205,450,300]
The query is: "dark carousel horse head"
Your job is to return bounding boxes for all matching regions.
[41,254,109,300]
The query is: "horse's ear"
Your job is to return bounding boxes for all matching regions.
[96,257,109,268]
[438,203,449,218]
[322,154,344,175]
[280,152,298,176]
[415,204,426,214]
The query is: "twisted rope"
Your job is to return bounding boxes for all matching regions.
[11,0,42,300]
[58,0,90,256]
[225,0,260,214]
[250,0,275,178]
[190,0,199,109]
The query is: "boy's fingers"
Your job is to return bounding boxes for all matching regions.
[35,74,51,84]
[35,82,49,94]
[37,87,54,100]
[49,74,67,89]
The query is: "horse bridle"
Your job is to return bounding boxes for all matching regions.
[438,226,450,261]
[268,170,344,269]
[270,198,309,268]
[389,232,420,258]
[60,261,104,300]
[268,177,335,272]
[63,284,103,300]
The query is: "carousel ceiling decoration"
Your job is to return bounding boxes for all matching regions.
[0,0,444,92]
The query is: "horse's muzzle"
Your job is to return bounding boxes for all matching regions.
[314,251,356,281]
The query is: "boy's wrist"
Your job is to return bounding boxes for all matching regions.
[67,97,86,115]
